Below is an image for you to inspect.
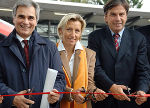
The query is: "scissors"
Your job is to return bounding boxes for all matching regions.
[27,88,34,108]
[124,86,136,99]
[81,87,97,103]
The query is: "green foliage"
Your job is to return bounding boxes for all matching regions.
[61,0,143,8]
[127,0,143,8]
[61,0,87,3]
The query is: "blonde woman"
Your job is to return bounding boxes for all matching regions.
[57,13,108,108]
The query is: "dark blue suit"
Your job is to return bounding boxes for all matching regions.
[136,25,150,108]
[0,29,66,108]
[136,25,150,64]
[0,33,6,42]
[88,27,150,108]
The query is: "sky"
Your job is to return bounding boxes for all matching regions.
[141,0,149,11]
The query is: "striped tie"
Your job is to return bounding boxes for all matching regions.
[113,34,120,52]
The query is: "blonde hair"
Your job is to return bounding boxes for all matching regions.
[57,13,86,39]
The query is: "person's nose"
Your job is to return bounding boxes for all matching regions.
[116,15,121,21]
[23,18,29,24]
[71,30,76,37]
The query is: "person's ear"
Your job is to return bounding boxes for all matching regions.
[104,14,108,24]
[59,28,62,35]
[13,17,16,25]
[58,28,63,39]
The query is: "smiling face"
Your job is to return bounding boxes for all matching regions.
[59,20,82,48]
[104,5,127,33]
[13,6,37,39]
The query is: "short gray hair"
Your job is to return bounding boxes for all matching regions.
[12,0,40,22]
[57,13,86,39]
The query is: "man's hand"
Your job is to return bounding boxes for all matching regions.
[94,88,108,101]
[13,90,35,108]
[48,89,60,104]
[135,91,147,105]
[109,84,130,101]
[72,88,85,104]
[0,96,3,103]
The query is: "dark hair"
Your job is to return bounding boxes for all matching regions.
[104,0,129,14]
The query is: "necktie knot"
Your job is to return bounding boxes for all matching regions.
[23,40,28,47]
[113,34,120,39]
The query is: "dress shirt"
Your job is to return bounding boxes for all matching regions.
[110,28,124,46]
[16,34,31,48]
[58,40,83,77]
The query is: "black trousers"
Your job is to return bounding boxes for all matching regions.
[92,96,142,108]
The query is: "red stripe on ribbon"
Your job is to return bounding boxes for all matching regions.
[0,92,150,97]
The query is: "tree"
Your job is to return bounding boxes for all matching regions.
[62,0,143,8]
[127,0,143,8]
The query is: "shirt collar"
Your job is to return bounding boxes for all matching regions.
[110,27,125,38]
[16,33,31,43]
[57,40,65,51]
[57,40,83,52]
[75,40,83,51]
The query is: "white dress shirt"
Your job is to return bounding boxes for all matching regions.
[16,34,30,48]
[58,40,83,77]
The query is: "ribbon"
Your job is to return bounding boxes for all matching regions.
[0,92,150,97]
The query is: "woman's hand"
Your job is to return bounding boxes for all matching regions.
[72,88,85,104]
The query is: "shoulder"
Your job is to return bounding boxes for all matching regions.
[88,27,109,42]
[0,33,7,42]
[125,28,145,40]
[33,30,56,47]
[89,28,106,37]
[36,35,58,54]
[136,25,150,36]
[41,36,56,47]
[125,28,144,36]
[85,48,96,57]
[84,48,96,65]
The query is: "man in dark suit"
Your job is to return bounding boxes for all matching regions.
[0,0,66,108]
[88,0,150,108]
[136,25,150,108]
[136,25,150,62]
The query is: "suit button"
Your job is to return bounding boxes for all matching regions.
[22,69,26,73]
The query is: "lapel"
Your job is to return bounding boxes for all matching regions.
[72,49,81,86]
[31,31,44,58]
[3,30,26,68]
[29,30,47,64]
[9,43,26,67]
[59,50,72,84]
[28,31,47,81]
[32,43,40,58]
[102,28,117,59]
[117,29,131,62]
